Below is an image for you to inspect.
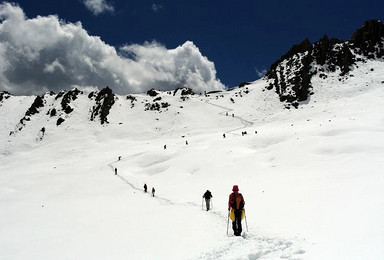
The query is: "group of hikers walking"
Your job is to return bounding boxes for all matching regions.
[203,185,246,237]
[143,183,155,197]
[115,165,245,237]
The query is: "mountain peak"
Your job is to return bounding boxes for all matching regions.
[265,20,384,108]
[350,19,384,58]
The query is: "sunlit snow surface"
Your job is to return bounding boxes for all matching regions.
[1,61,384,259]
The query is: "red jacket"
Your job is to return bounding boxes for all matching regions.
[228,191,245,210]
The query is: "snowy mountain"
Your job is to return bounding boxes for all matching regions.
[1,20,384,259]
[265,19,384,108]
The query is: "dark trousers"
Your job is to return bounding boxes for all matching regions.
[232,209,242,236]
[205,199,210,210]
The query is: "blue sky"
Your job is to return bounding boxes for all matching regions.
[0,0,383,95]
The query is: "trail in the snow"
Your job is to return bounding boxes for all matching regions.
[108,160,307,260]
[205,99,254,136]
[198,232,307,260]
[105,97,308,259]
[108,161,203,208]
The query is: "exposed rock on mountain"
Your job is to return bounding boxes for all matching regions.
[2,19,383,139]
[350,20,384,58]
[25,95,45,117]
[59,88,83,114]
[266,20,384,108]
[0,91,11,103]
[57,117,65,126]
[147,88,159,97]
[90,87,115,124]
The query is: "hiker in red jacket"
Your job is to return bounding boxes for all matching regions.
[228,185,245,236]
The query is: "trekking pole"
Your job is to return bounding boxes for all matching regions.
[244,209,249,232]
[226,210,230,235]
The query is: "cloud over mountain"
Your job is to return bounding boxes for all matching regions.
[0,2,224,95]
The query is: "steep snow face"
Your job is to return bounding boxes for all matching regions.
[1,61,384,259]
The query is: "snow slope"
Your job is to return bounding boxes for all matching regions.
[1,59,384,259]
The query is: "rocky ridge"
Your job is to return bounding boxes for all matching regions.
[265,20,384,108]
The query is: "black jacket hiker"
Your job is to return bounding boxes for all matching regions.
[144,183,147,193]
[203,190,213,211]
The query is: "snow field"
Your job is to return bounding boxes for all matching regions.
[1,60,384,259]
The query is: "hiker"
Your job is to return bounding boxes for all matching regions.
[164,145,167,150]
[152,187,155,197]
[144,183,147,193]
[115,168,117,175]
[228,185,245,236]
[203,190,213,211]
[118,156,121,161]
[186,140,188,145]
[223,133,226,138]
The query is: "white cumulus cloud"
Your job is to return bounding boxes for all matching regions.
[44,59,66,73]
[120,41,224,92]
[0,2,225,95]
[82,0,114,15]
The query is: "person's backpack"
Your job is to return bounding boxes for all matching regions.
[204,191,212,199]
[231,193,244,209]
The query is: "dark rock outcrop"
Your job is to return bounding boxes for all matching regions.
[266,39,314,106]
[126,95,137,108]
[90,87,115,124]
[126,95,137,102]
[238,82,251,88]
[57,117,65,126]
[38,127,45,140]
[181,88,194,96]
[49,108,57,117]
[147,88,159,97]
[60,88,82,114]
[350,20,384,59]
[14,95,45,131]
[144,101,170,111]
[0,91,11,102]
[25,95,45,117]
[265,20,384,108]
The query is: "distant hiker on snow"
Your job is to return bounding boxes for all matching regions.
[144,183,147,193]
[203,190,213,211]
[228,185,245,236]
[115,168,117,175]
[152,187,155,197]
